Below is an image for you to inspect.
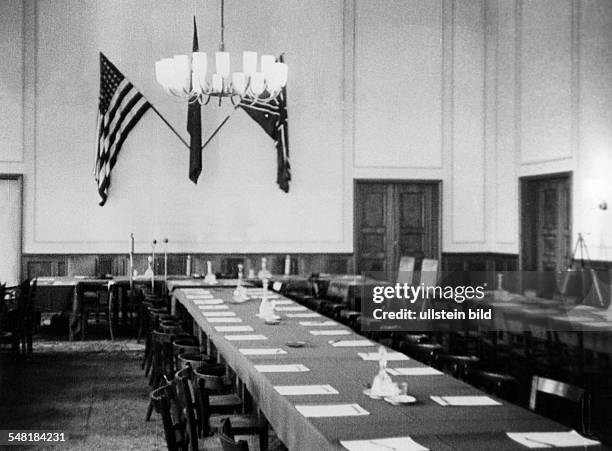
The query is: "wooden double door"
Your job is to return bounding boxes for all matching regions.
[521,174,571,272]
[355,181,440,281]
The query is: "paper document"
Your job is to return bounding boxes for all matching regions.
[186,294,213,299]
[358,352,409,361]
[254,364,310,373]
[387,367,442,376]
[206,317,242,323]
[286,313,321,318]
[215,325,253,332]
[200,311,236,317]
[295,404,369,418]
[299,321,337,327]
[430,396,501,406]
[224,334,268,341]
[197,305,229,310]
[340,436,429,451]
[275,385,339,395]
[272,299,294,305]
[240,348,287,356]
[330,340,375,347]
[193,299,224,305]
[506,431,600,448]
[309,330,352,336]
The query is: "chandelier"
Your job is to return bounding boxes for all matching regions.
[154,0,288,105]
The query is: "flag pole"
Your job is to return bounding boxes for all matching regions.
[200,105,239,151]
[148,104,190,149]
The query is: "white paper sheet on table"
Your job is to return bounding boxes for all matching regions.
[274,385,339,395]
[286,313,321,318]
[430,396,501,406]
[340,436,430,451]
[197,305,229,310]
[330,340,375,347]
[506,431,600,448]
[254,364,310,373]
[224,334,268,341]
[295,404,369,417]
[239,348,287,355]
[200,311,236,317]
[387,367,442,376]
[272,299,294,305]
[215,325,254,332]
[275,306,308,312]
[206,317,242,323]
[358,352,409,361]
[299,320,337,327]
[193,299,224,305]
[186,294,213,299]
[183,290,211,295]
[309,329,351,336]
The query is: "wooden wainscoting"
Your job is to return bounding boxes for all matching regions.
[22,253,355,279]
[441,253,519,272]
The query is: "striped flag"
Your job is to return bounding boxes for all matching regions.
[187,18,203,184]
[238,56,290,192]
[95,52,151,206]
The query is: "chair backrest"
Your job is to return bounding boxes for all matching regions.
[397,256,415,285]
[195,372,226,391]
[219,418,249,451]
[175,366,200,451]
[150,383,187,451]
[419,259,439,287]
[529,376,588,433]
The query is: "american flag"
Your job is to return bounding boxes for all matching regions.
[95,53,151,206]
[238,55,290,192]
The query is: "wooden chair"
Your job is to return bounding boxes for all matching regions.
[397,256,415,285]
[529,375,590,434]
[219,418,250,451]
[195,375,268,450]
[177,366,242,430]
[0,279,36,354]
[0,282,19,353]
[77,281,113,340]
[436,354,480,380]
[151,382,196,451]
[466,369,517,403]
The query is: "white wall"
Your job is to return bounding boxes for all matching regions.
[19,0,351,254]
[1,0,611,259]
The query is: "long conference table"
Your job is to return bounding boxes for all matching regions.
[172,287,600,450]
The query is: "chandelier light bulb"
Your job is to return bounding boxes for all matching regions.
[250,72,265,95]
[260,54,275,78]
[215,51,230,77]
[173,54,191,92]
[232,72,246,95]
[192,52,207,79]
[242,51,257,76]
[212,73,224,92]
[270,62,288,91]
